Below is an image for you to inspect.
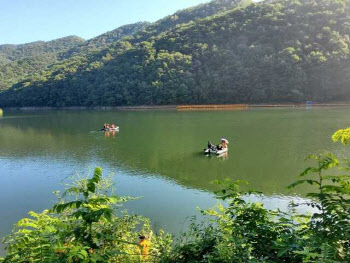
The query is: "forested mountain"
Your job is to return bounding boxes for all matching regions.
[87,22,151,48]
[0,0,250,94]
[0,22,150,91]
[0,36,85,63]
[1,0,242,94]
[131,0,252,43]
[0,0,349,107]
[0,36,85,91]
[63,22,151,58]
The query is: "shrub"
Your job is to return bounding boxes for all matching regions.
[1,168,172,263]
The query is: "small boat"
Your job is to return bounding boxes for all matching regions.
[204,139,229,155]
[204,146,228,155]
[102,126,119,132]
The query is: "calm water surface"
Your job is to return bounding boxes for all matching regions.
[0,108,349,254]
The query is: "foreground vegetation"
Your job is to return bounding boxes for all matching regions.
[1,128,349,262]
[1,0,350,107]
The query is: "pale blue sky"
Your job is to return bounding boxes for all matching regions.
[0,0,211,45]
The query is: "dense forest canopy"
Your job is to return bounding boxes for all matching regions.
[130,0,253,44]
[0,36,85,62]
[62,22,151,58]
[0,0,349,107]
[0,22,151,92]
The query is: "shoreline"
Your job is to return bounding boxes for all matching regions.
[2,105,178,111]
[2,103,350,111]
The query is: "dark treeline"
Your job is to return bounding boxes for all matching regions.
[0,0,349,107]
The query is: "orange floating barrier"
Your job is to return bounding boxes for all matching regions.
[177,104,249,111]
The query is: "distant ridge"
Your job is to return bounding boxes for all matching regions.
[63,22,151,58]
[0,36,85,62]
[0,22,150,91]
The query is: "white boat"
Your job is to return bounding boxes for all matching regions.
[102,126,119,132]
[204,147,228,155]
[204,140,228,155]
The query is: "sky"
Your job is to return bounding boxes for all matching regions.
[0,0,211,45]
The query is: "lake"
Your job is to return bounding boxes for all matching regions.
[0,107,349,255]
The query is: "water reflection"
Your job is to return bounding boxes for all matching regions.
[104,130,118,139]
[217,151,229,160]
[0,109,348,194]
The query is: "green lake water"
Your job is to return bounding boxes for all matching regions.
[0,108,349,255]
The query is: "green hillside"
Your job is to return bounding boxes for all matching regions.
[0,0,349,107]
[63,22,151,58]
[0,36,85,91]
[131,0,252,43]
[0,36,85,62]
[0,0,245,94]
[0,23,151,91]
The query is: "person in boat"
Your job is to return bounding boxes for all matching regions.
[103,123,108,130]
[222,138,228,148]
[217,138,229,150]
